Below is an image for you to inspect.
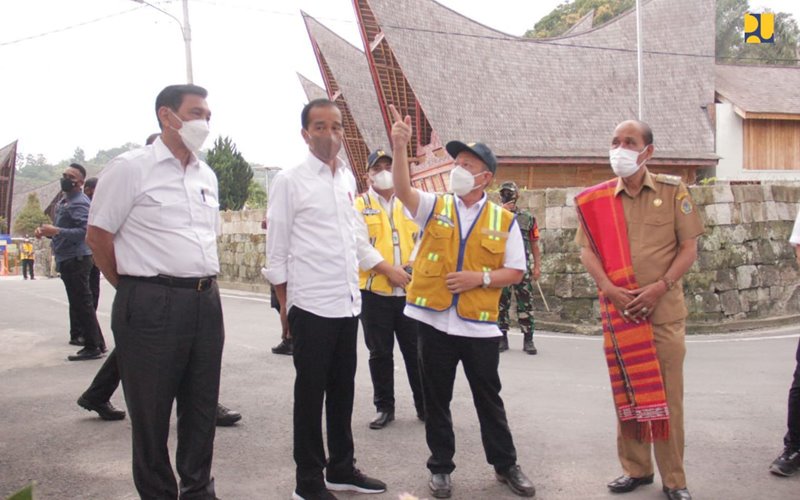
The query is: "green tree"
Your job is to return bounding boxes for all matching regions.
[206,136,253,211]
[0,215,8,233]
[525,0,633,38]
[13,193,51,236]
[71,147,86,164]
[246,180,267,209]
[526,0,799,66]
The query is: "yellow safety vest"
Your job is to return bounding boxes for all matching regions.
[354,192,419,295]
[407,195,514,323]
[20,242,34,260]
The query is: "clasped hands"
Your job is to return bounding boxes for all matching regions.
[604,281,667,324]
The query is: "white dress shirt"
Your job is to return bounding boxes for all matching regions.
[404,190,525,338]
[791,209,800,246]
[266,153,375,318]
[88,138,220,277]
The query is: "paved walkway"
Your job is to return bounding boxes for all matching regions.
[1,277,798,499]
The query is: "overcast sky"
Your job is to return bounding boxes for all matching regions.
[1,0,797,170]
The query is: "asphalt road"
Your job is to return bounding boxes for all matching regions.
[1,276,798,499]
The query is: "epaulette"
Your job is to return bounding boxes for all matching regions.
[655,174,681,186]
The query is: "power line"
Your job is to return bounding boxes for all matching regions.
[0,6,144,48]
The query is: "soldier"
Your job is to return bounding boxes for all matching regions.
[497,181,541,354]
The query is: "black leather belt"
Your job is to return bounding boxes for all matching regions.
[121,274,216,291]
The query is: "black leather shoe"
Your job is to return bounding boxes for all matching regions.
[428,473,452,498]
[77,396,126,420]
[663,486,692,500]
[369,410,394,429]
[216,404,242,426]
[496,465,536,497]
[271,338,293,355]
[68,347,103,361]
[607,474,654,493]
[68,336,85,346]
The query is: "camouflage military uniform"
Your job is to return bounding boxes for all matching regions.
[497,181,539,354]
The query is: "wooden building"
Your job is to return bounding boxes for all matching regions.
[715,64,800,181]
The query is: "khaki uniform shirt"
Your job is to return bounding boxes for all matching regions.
[575,169,704,325]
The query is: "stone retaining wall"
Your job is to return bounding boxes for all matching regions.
[215,183,800,332]
[217,210,268,293]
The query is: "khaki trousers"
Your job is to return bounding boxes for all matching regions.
[617,319,687,489]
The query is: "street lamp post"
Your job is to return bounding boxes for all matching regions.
[132,0,193,84]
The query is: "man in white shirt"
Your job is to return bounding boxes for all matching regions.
[355,149,424,430]
[388,105,536,498]
[86,84,224,500]
[266,99,386,500]
[770,209,800,477]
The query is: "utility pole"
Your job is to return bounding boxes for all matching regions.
[133,0,193,83]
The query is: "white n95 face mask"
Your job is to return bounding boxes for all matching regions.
[448,166,481,197]
[609,146,647,178]
[171,110,210,153]
[371,170,394,190]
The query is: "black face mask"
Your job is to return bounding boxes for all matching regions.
[500,191,517,204]
[60,178,76,192]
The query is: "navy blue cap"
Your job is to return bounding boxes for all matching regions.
[445,141,497,174]
[367,149,392,169]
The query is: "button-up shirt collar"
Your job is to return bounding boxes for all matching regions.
[615,168,656,198]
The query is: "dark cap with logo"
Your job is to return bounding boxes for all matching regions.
[367,149,392,169]
[445,141,497,174]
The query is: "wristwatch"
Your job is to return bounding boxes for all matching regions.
[660,276,676,290]
[482,271,491,288]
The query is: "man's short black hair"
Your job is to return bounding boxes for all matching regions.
[145,133,160,146]
[301,98,338,130]
[636,120,654,146]
[84,177,98,190]
[155,84,208,130]
[69,163,87,179]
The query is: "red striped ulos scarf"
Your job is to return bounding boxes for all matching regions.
[575,179,669,442]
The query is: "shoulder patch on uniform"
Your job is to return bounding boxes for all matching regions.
[680,197,694,215]
[655,174,681,186]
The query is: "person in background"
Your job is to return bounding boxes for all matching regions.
[36,162,106,360]
[355,148,424,430]
[20,237,35,280]
[496,181,541,354]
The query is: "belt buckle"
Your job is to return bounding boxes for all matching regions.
[197,278,206,292]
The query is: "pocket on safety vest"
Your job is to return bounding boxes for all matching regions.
[416,259,444,277]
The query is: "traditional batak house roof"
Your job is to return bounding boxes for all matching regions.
[344,0,716,189]
[297,72,329,102]
[0,141,18,230]
[714,63,800,178]
[302,12,390,191]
